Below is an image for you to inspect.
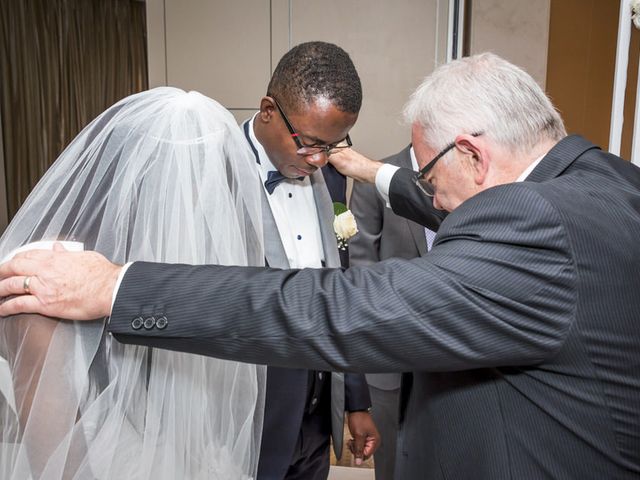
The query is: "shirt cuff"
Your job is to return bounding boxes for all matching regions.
[347,407,372,414]
[374,164,401,208]
[110,262,133,316]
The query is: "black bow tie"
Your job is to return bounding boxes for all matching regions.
[264,170,303,194]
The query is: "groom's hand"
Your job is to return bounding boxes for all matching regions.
[0,243,121,320]
[347,410,380,465]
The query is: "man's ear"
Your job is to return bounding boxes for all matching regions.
[455,134,489,186]
[258,96,276,123]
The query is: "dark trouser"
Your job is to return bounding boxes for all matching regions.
[283,408,331,480]
[370,386,400,480]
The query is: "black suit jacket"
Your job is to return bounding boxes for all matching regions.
[110,136,640,478]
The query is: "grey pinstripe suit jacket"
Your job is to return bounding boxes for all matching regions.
[111,136,640,478]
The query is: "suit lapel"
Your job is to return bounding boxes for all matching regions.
[526,135,599,183]
[242,117,290,269]
[310,169,341,268]
[408,222,428,256]
[259,187,290,269]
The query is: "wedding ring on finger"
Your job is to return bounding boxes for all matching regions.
[23,276,32,294]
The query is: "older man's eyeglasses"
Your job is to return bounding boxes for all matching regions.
[272,97,352,157]
[413,132,483,197]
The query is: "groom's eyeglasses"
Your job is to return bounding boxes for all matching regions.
[271,97,352,157]
[413,132,483,197]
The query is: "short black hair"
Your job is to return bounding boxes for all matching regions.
[267,41,362,114]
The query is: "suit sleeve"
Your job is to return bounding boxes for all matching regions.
[109,184,575,374]
[388,167,446,230]
[344,373,371,411]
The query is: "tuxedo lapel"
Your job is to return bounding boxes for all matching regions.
[310,169,341,268]
[259,186,290,269]
[242,117,290,269]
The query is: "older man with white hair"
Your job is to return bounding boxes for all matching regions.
[1,53,639,479]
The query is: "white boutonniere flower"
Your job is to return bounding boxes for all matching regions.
[632,0,640,29]
[333,202,358,250]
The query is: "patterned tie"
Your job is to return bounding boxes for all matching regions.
[425,228,436,251]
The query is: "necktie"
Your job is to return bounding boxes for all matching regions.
[264,170,286,194]
[264,170,303,194]
[425,228,436,251]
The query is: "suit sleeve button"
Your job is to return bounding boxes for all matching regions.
[143,316,156,330]
[131,317,144,330]
[156,316,168,330]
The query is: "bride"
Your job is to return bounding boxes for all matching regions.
[0,87,266,479]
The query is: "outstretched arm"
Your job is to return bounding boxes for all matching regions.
[0,185,574,375]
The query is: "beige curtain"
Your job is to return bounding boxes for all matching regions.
[0,0,148,220]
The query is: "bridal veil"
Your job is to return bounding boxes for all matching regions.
[0,87,265,479]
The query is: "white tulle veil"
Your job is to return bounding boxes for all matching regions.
[0,87,266,479]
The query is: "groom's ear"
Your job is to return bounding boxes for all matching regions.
[258,97,277,123]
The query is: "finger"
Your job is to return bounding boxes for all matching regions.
[327,149,351,168]
[0,274,38,298]
[0,293,42,317]
[0,259,22,280]
[347,438,355,453]
[0,254,45,280]
[363,436,378,459]
[352,433,366,465]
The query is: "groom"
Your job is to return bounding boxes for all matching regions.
[240,42,378,480]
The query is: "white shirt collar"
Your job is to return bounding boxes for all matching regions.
[410,145,418,170]
[516,154,546,182]
[247,113,278,175]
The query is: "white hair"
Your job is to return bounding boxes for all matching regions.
[404,53,566,155]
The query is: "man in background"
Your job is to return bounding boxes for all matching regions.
[349,144,432,479]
